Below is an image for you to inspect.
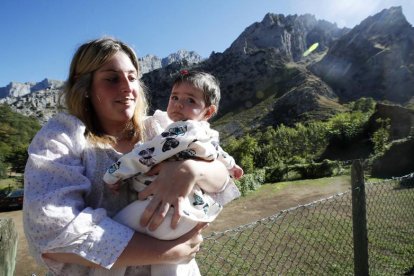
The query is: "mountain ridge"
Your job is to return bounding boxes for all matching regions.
[1,6,412,136]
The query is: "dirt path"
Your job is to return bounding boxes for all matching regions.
[0,176,350,275]
[0,209,47,276]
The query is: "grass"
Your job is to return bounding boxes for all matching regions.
[0,175,23,191]
[197,176,414,275]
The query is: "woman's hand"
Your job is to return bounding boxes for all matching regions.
[162,222,208,265]
[109,222,209,268]
[138,159,199,231]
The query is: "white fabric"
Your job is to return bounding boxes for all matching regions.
[23,113,174,275]
[104,110,236,185]
[103,110,240,234]
[23,112,240,276]
[98,110,241,276]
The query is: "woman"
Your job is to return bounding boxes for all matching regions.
[23,37,234,275]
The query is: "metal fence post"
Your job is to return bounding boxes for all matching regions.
[351,160,369,276]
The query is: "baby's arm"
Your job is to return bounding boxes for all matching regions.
[104,120,215,186]
[215,143,244,179]
[229,164,244,180]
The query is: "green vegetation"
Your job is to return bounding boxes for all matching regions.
[371,118,391,156]
[225,98,376,172]
[225,98,379,194]
[0,104,41,178]
[0,97,394,192]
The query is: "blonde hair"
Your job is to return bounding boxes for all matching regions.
[61,37,148,145]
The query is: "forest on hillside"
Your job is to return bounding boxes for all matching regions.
[0,98,393,191]
[0,105,41,178]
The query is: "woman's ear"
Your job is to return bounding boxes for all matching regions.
[204,105,217,120]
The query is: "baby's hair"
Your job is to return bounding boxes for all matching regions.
[173,70,221,116]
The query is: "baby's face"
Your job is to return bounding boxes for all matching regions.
[167,82,209,121]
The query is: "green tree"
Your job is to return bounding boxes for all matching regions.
[255,127,280,168]
[350,97,376,113]
[0,155,7,178]
[0,104,41,178]
[6,145,29,173]
[327,111,369,146]
[371,118,391,155]
[225,134,258,174]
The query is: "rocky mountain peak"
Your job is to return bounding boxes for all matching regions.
[311,6,414,104]
[0,78,64,99]
[162,50,203,67]
[139,49,203,74]
[353,6,410,35]
[0,82,30,98]
[226,12,346,61]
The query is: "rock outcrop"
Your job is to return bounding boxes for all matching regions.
[226,13,347,61]
[311,6,414,104]
[0,78,63,99]
[139,50,203,74]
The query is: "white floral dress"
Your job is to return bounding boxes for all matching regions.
[23,112,240,276]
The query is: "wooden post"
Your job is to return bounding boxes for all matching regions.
[0,218,18,276]
[351,160,369,276]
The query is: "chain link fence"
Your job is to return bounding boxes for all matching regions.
[197,168,414,275]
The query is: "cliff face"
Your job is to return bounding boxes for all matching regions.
[226,13,347,60]
[139,50,203,74]
[311,7,414,104]
[0,88,61,124]
[367,103,414,140]
[0,78,63,99]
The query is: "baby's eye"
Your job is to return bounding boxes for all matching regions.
[171,95,178,101]
[187,98,196,104]
[128,74,137,82]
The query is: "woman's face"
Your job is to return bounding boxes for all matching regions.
[91,51,139,133]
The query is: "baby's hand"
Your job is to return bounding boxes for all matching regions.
[107,181,121,194]
[230,164,244,180]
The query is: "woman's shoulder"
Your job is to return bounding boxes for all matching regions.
[30,112,87,151]
[41,112,85,138]
[41,112,83,128]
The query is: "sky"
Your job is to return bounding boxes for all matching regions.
[1,0,414,87]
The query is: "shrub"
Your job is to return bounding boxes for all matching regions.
[235,169,266,196]
[288,160,342,179]
[265,163,287,183]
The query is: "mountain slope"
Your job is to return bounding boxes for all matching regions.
[311,6,414,104]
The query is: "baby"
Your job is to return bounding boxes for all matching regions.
[98,70,243,276]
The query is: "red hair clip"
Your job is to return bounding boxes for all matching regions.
[180,69,189,75]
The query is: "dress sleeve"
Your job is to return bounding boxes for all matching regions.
[23,113,134,271]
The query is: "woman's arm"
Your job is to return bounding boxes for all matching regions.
[42,223,206,268]
[24,114,140,271]
[138,159,228,230]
